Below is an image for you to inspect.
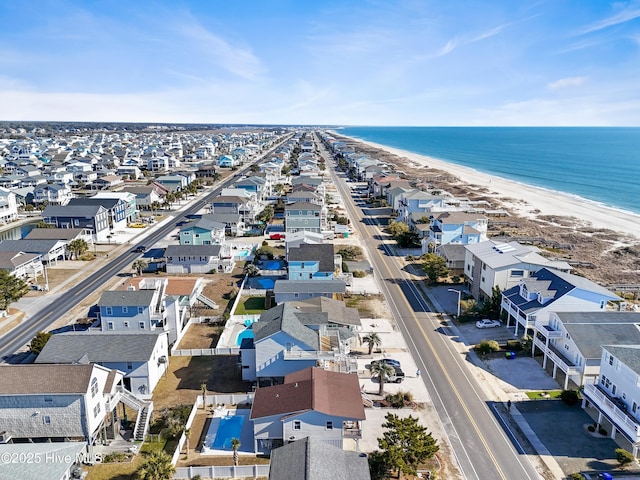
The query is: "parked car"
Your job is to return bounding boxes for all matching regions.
[476,319,501,329]
[388,366,405,383]
[134,245,147,253]
[381,358,401,368]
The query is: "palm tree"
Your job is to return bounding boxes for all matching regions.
[132,259,148,276]
[231,438,241,466]
[184,429,190,456]
[67,239,89,260]
[150,201,161,214]
[200,383,207,410]
[370,360,395,396]
[135,451,175,480]
[363,332,382,355]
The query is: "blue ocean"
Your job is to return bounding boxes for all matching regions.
[337,127,640,215]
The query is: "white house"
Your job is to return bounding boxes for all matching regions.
[35,331,170,400]
[583,344,640,457]
[0,187,18,223]
[0,364,123,448]
[465,240,572,303]
[532,311,640,389]
[501,268,621,336]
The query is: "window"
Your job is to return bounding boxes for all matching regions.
[123,321,129,328]
[107,322,114,330]
[609,354,614,366]
[90,378,99,398]
[482,263,486,270]
[138,307,144,314]
[127,362,133,370]
[139,322,145,329]
[74,219,79,226]
[44,396,52,403]
[633,402,638,413]
[612,384,617,395]
[105,307,113,315]
[286,342,292,352]
[600,300,606,309]
[122,306,128,314]
[93,404,101,417]
[326,421,333,430]
[293,421,301,430]
[43,416,51,425]
[511,270,524,277]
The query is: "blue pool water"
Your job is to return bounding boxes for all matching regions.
[262,260,283,270]
[212,415,245,450]
[236,328,255,346]
[237,249,250,257]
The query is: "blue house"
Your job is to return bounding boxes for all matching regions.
[287,244,335,281]
[217,155,236,168]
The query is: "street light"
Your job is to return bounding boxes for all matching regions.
[448,288,461,318]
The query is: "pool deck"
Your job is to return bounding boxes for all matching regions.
[200,408,254,456]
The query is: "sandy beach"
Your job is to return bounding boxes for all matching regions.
[351,138,640,242]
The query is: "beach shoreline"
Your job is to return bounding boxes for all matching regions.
[343,136,640,242]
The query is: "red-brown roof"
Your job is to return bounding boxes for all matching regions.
[250,367,365,420]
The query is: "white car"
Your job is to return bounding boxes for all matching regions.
[476,319,501,329]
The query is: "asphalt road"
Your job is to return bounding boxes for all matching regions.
[0,136,292,361]
[318,137,541,480]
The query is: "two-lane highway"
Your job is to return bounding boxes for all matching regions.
[318,135,542,480]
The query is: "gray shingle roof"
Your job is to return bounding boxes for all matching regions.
[287,244,335,272]
[602,345,640,376]
[165,244,222,257]
[273,279,346,294]
[0,239,61,254]
[252,303,319,349]
[35,331,164,364]
[98,289,156,307]
[0,364,96,394]
[43,204,105,217]
[25,227,85,240]
[269,437,371,480]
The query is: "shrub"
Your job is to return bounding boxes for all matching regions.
[353,270,366,278]
[568,474,585,480]
[615,448,634,468]
[385,391,414,408]
[506,339,523,351]
[587,425,595,432]
[560,390,580,406]
[342,262,349,273]
[475,340,500,354]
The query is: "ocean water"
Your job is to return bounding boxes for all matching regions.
[337,127,640,215]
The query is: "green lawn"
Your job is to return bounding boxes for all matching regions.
[235,296,267,315]
[525,390,563,400]
[86,441,167,480]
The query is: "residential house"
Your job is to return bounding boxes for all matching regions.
[211,195,259,225]
[217,155,236,168]
[121,185,164,210]
[501,268,621,336]
[465,240,573,303]
[0,239,68,264]
[43,205,110,242]
[235,175,268,201]
[422,211,488,252]
[0,251,44,279]
[0,364,123,448]
[92,174,124,190]
[33,183,73,206]
[241,301,359,382]
[396,190,447,223]
[163,277,209,345]
[36,331,169,400]
[206,212,245,236]
[0,187,18,223]
[250,367,365,454]
[98,284,166,333]
[284,231,325,254]
[273,279,346,304]
[268,437,371,480]
[285,202,322,234]
[533,311,640,389]
[92,191,137,223]
[155,175,187,192]
[165,244,233,274]
[582,344,640,457]
[68,197,128,231]
[436,244,467,273]
[179,215,227,245]
[25,227,93,245]
[287,244,337,281]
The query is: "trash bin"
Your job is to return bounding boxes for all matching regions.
[598,473,613,480]
[505,351,516,359]
[343,232,349,238]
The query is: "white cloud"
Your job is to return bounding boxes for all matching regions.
[547,76,587,91]
[173,17,265,80]
[578,2,640,35]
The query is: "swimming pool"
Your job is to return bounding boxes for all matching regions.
[237,249,250,257]
[203,414,245,452]
[236,327,255,346]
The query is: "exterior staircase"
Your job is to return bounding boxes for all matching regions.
[197,293,219,309]
[134,402,153,441]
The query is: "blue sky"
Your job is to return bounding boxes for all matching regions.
[1,0,639,125]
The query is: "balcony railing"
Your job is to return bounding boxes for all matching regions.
[583,383,640,441]
[534,322,563,338]
[533,337,582,376]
